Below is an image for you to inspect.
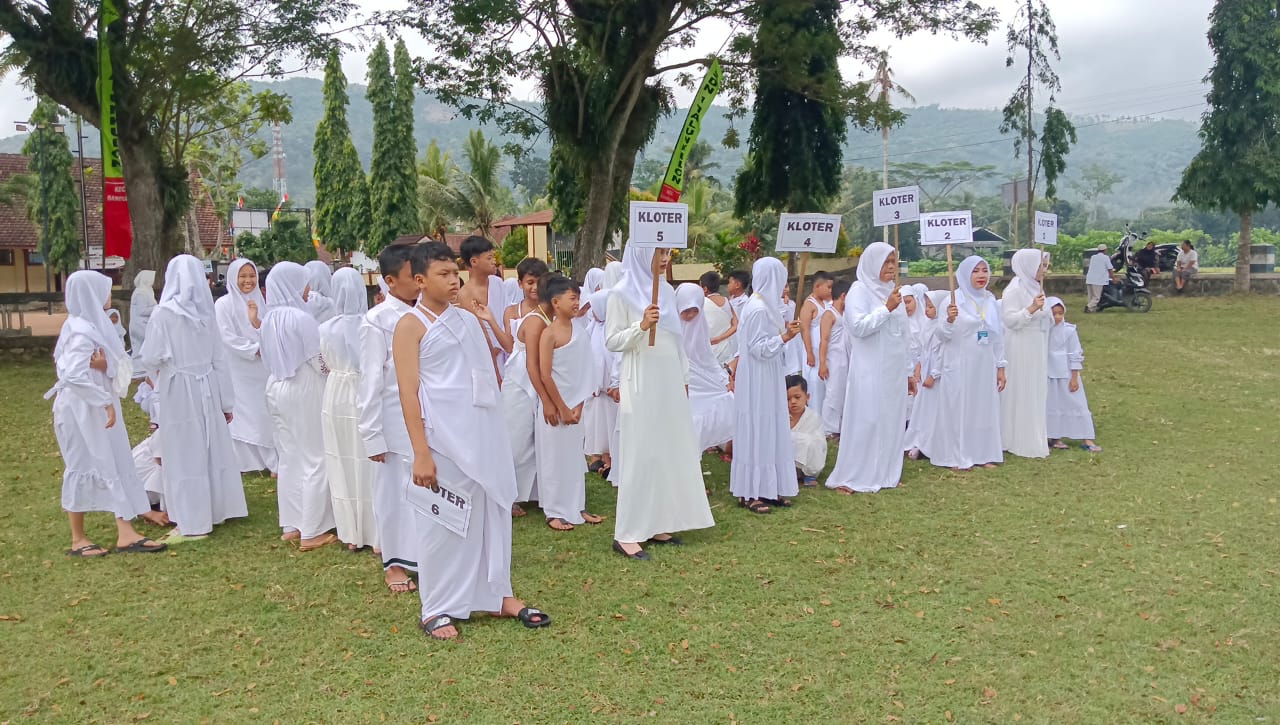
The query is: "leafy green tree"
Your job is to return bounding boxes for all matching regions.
[388,40,420,236]
[1000,0,1077,240]
[510,154,550,206]
[235,216,316,267]
[1174,0,1280,291]
[365,39,418,252]
[0,0,342,279]
[241,186,286,210]
[1072,163,1122,227]
[498,227,529,267]
[313,50,371,254]
[419,130,512,240]
[183,82,277,224]
[21,99,82,276]
[417,140,455,240]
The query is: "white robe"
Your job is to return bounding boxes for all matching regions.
[782,299,805,375]
[357,296,419,571]
[605,293,715,543]
[826,287,910,493]
[47,329,151,520]
[819,308,849,435]
[320,314,378,548]
[791,407,828,479]
[801,297,830,414]
[729,296,798,501]
[1000,286,1052,458]
[139,307,248,535]
[686,349,734,453]
[406,305,517,621]
[904,328,945,455]
[581,304,617,456]
[266,355,334,540]
[705,297,738,364]
[1046,322,1096,440]
[129,283,156,370]
[213,294,278,473]
[503,309,543,503]
[535,322,594,524]
[925,291,1006,469]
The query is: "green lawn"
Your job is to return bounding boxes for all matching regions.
[2,295,1278,722]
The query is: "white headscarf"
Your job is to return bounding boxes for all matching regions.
[376,275,390,298]
[260,261,320,380]
[901,284,925,342]
[1045,296,1065,319]
[331,267,369,318]
[855,241,897,302]
[750,256,787,332]
[676,283,728,387]
[223,258,266,341]
[587,261,623,323]
[1006,248,1048,298]
[158,254,214,322]
[106,308,127,339]
[305,260,333,297]
[130,269,156,307]
[614,245,679,336]
[61,270,132,395]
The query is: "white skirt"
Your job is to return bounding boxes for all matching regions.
[502,384,539,503]
[266,368,335,540]
[1046,378,1096,440]
[322,370,378,548]
[691,389,734,451]
[581,394,617,456]
[535,407,587,524]
[54,396,151,520]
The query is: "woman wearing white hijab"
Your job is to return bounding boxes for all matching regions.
[47,271,165,556]
[128,269,157,370]
[605,245,715,560]
[826,242,914,494]
[139,255,248,539]
[304,260,337,323]
[260,261,337,551]
[999,248,1052,458]
[676,283,735,453]
[729,257,801,512]
[214,259,278,474]
[319,268,378,551]
[926,256,1006,470]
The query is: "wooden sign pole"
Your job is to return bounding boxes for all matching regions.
[648,249,663,346]
[893,224,901,283]
[946,243,956,306]
[794,251,810,321]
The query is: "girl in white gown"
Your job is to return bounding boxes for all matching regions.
[260,261,336,551]
[605,246,715,559]
[999,248,1052,459]
[581,266,617,473]
[320,268,378,550]
[49,271,165,556]
[139,255,248,539]
[304,260,337,323]
[675,283,734,453]
[729,258,800,511]
[128,269,156,371]
[1044,297,1101,452]
[213,259,278,473]
[905,290,949,458]
[825,242,913,494]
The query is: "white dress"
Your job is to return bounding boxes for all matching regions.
[580,304,618,456]
[503,307,544,503]
[729,295,798,501]
[1000,287,1051,458]
[535,322,594,524]
[685,348,734,453]
[903,326,945,455]
[825,286,910,493]
[925,290,1006,469]
[128,281,156,371]
[781,299,805,376]
[320,314,378,548]
[139,307,248,535]
[266,354,335,540]
[605,293,715,543]
[705,297,738,364]
[819,307,849,435]
[406,305,517,622]
[801,297,830,413]
[357,297,419,572]
[1046,322,1096,440]
[47,328,151,520]
[213,295,278,473]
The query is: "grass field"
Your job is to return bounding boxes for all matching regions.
[2,294,1278,722]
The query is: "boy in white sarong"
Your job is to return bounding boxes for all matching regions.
[535,275,605,531]
[818,280,850,436]
[392,241,551,641]
[357,244,421,593]
[501,258,552,516]
[798,271,834,413]
[1046,298,1101,453]
[456,235,514,367]
[787,375,828,486]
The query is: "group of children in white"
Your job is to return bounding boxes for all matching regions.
[49,232,1100,642]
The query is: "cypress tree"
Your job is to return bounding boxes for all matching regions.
[388,39,420,238]
[366,39,397,252]
[22,98,82,276]
[313,50,370,253]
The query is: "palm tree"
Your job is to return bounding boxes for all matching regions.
[416,140,455,240]
[418,130,511,240]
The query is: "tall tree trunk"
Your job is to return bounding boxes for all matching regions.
[1237,209,1252,293]
[120,139,183,287]
[573,155,614,277]
[1025,0,1034,247]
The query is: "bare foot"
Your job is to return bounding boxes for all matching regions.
[833,486,855,496]
[299,532,337,551]
[280,530,301,542]
[141,510,171,527]
[981,463,999,470]
[547,517,575,531]
[511,504,527,518]
[581,511,605,525]
[421,615,460,640]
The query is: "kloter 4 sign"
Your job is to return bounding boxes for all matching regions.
[775,213,842,254]
[919,210,973,246]
[628,201,689,249]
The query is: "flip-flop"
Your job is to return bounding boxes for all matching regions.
[647,535,683,546]
[768,498,793,508]
[1081,444,1103,453]
[546,517,575,531]
[517,607,552,629]
[741,499,772,514]
[511,504,527,518]
[298,532,338,552]
[832,486,855,496]
[421,614,460,641]
[114,537,167,554]
[580,511,605,525]
[1051,440,1069,450]
[387,578,417,594]
[66,543,109,558]
[587,460,605,474]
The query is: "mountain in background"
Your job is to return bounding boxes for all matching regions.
[0,77,1200,217]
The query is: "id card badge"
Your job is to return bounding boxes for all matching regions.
[405,480,471,537]
[976,329,991,346]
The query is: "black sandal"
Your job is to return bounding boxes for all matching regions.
[114,538,167,554]
[768,498,793,508]
[598,465,612,480]
[741,499,772,514]
[647,535,684,546]
[587,460,605,474]
[517,607,552,629]
[420,614,460,640]
[66,543,109,558]
[546,517,575,531]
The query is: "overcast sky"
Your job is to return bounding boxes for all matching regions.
[0,0,1214,139]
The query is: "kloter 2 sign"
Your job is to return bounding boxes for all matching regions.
[919,210,973,246]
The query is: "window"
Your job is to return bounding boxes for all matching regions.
[0,250,13,266]
[25,251,43,265]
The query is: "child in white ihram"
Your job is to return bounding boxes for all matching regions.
[1045,297,1101,453]
[788,375,827,487]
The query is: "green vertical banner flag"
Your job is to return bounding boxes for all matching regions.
[657,59,723,203]
[98,0,133,259]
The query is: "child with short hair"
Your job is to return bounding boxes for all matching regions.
[819,280,851,436]
[787,375,828,486]
[392,241,551,641]
[800,271,835,412]
[535,274,604,531]
[502,257,553,513]
[457,235,514,361]
[1045,297,1101,452]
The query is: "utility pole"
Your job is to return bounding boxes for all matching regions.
[75,115,91,270]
